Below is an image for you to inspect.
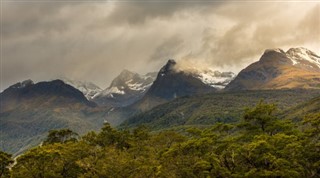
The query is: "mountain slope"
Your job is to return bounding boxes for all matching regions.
[226,48,320,91]
[120,89,320,130]
[93,70,157,107]
[0,80,106,155]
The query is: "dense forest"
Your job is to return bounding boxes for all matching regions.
[1,102,319,178]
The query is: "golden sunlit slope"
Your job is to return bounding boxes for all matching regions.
[226,48,320,90]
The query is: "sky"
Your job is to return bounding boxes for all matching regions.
[1,0,319,91]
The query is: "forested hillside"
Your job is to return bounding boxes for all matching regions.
[1,102,319,178]
[120,89,320,130]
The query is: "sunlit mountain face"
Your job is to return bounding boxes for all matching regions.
[226,47,320,91]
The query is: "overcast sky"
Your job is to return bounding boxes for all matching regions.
[1,0,319,91]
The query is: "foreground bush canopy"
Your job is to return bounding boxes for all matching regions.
[2,102,320,178]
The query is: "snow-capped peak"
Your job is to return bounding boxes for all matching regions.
[95,70,157,99]
[157,59,235,89]
[192,69,236,89]
[60,78,102,100]
[286,47,320,69]
[264,48,285,54]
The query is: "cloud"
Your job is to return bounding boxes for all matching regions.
[1,1,319,91]
[185,2,320,70]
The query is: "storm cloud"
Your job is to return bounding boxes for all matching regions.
[1,1,319,90]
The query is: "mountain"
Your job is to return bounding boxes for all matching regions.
[104,60,235,126]
[92,70,157,107]
[119,89,320,130]
[226,47,320,91]
[146,59,218,100]
[134,59,235,110]
[0,80,106,155]
[61,78,102,100]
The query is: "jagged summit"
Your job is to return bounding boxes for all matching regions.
[159,59,177,75]
[93,70,157,107]
[146,59,216,100]
[109,70,139,88]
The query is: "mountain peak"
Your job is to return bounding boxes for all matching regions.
[120,69,135,76]
[146,59,218,100]
[93,70,157,107]
[110,70,137,87]
[159,59,177,75]
[259,48,288,64]
[286,47,309,53]
[167,59,176,64]
[51,79,66,85]
[264,48,285,54]
[226,47,320,91]
[60,78,102,100]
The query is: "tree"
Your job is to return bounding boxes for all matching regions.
[95,123,130,149]
[43,129,79,145]
[303,113,320,138]
[240,101,293,136]
[12,142,91,178]
[0,151,13,178]
[301,113,320,177]
[243,101,277,133]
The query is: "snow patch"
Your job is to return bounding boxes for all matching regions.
[286,47,320,69]
[61,78,102,100]
[194,70,235,89]
[96,71,157,98]
[106,87,125,95]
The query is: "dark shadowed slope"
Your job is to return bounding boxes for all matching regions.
[0,80,106,155]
